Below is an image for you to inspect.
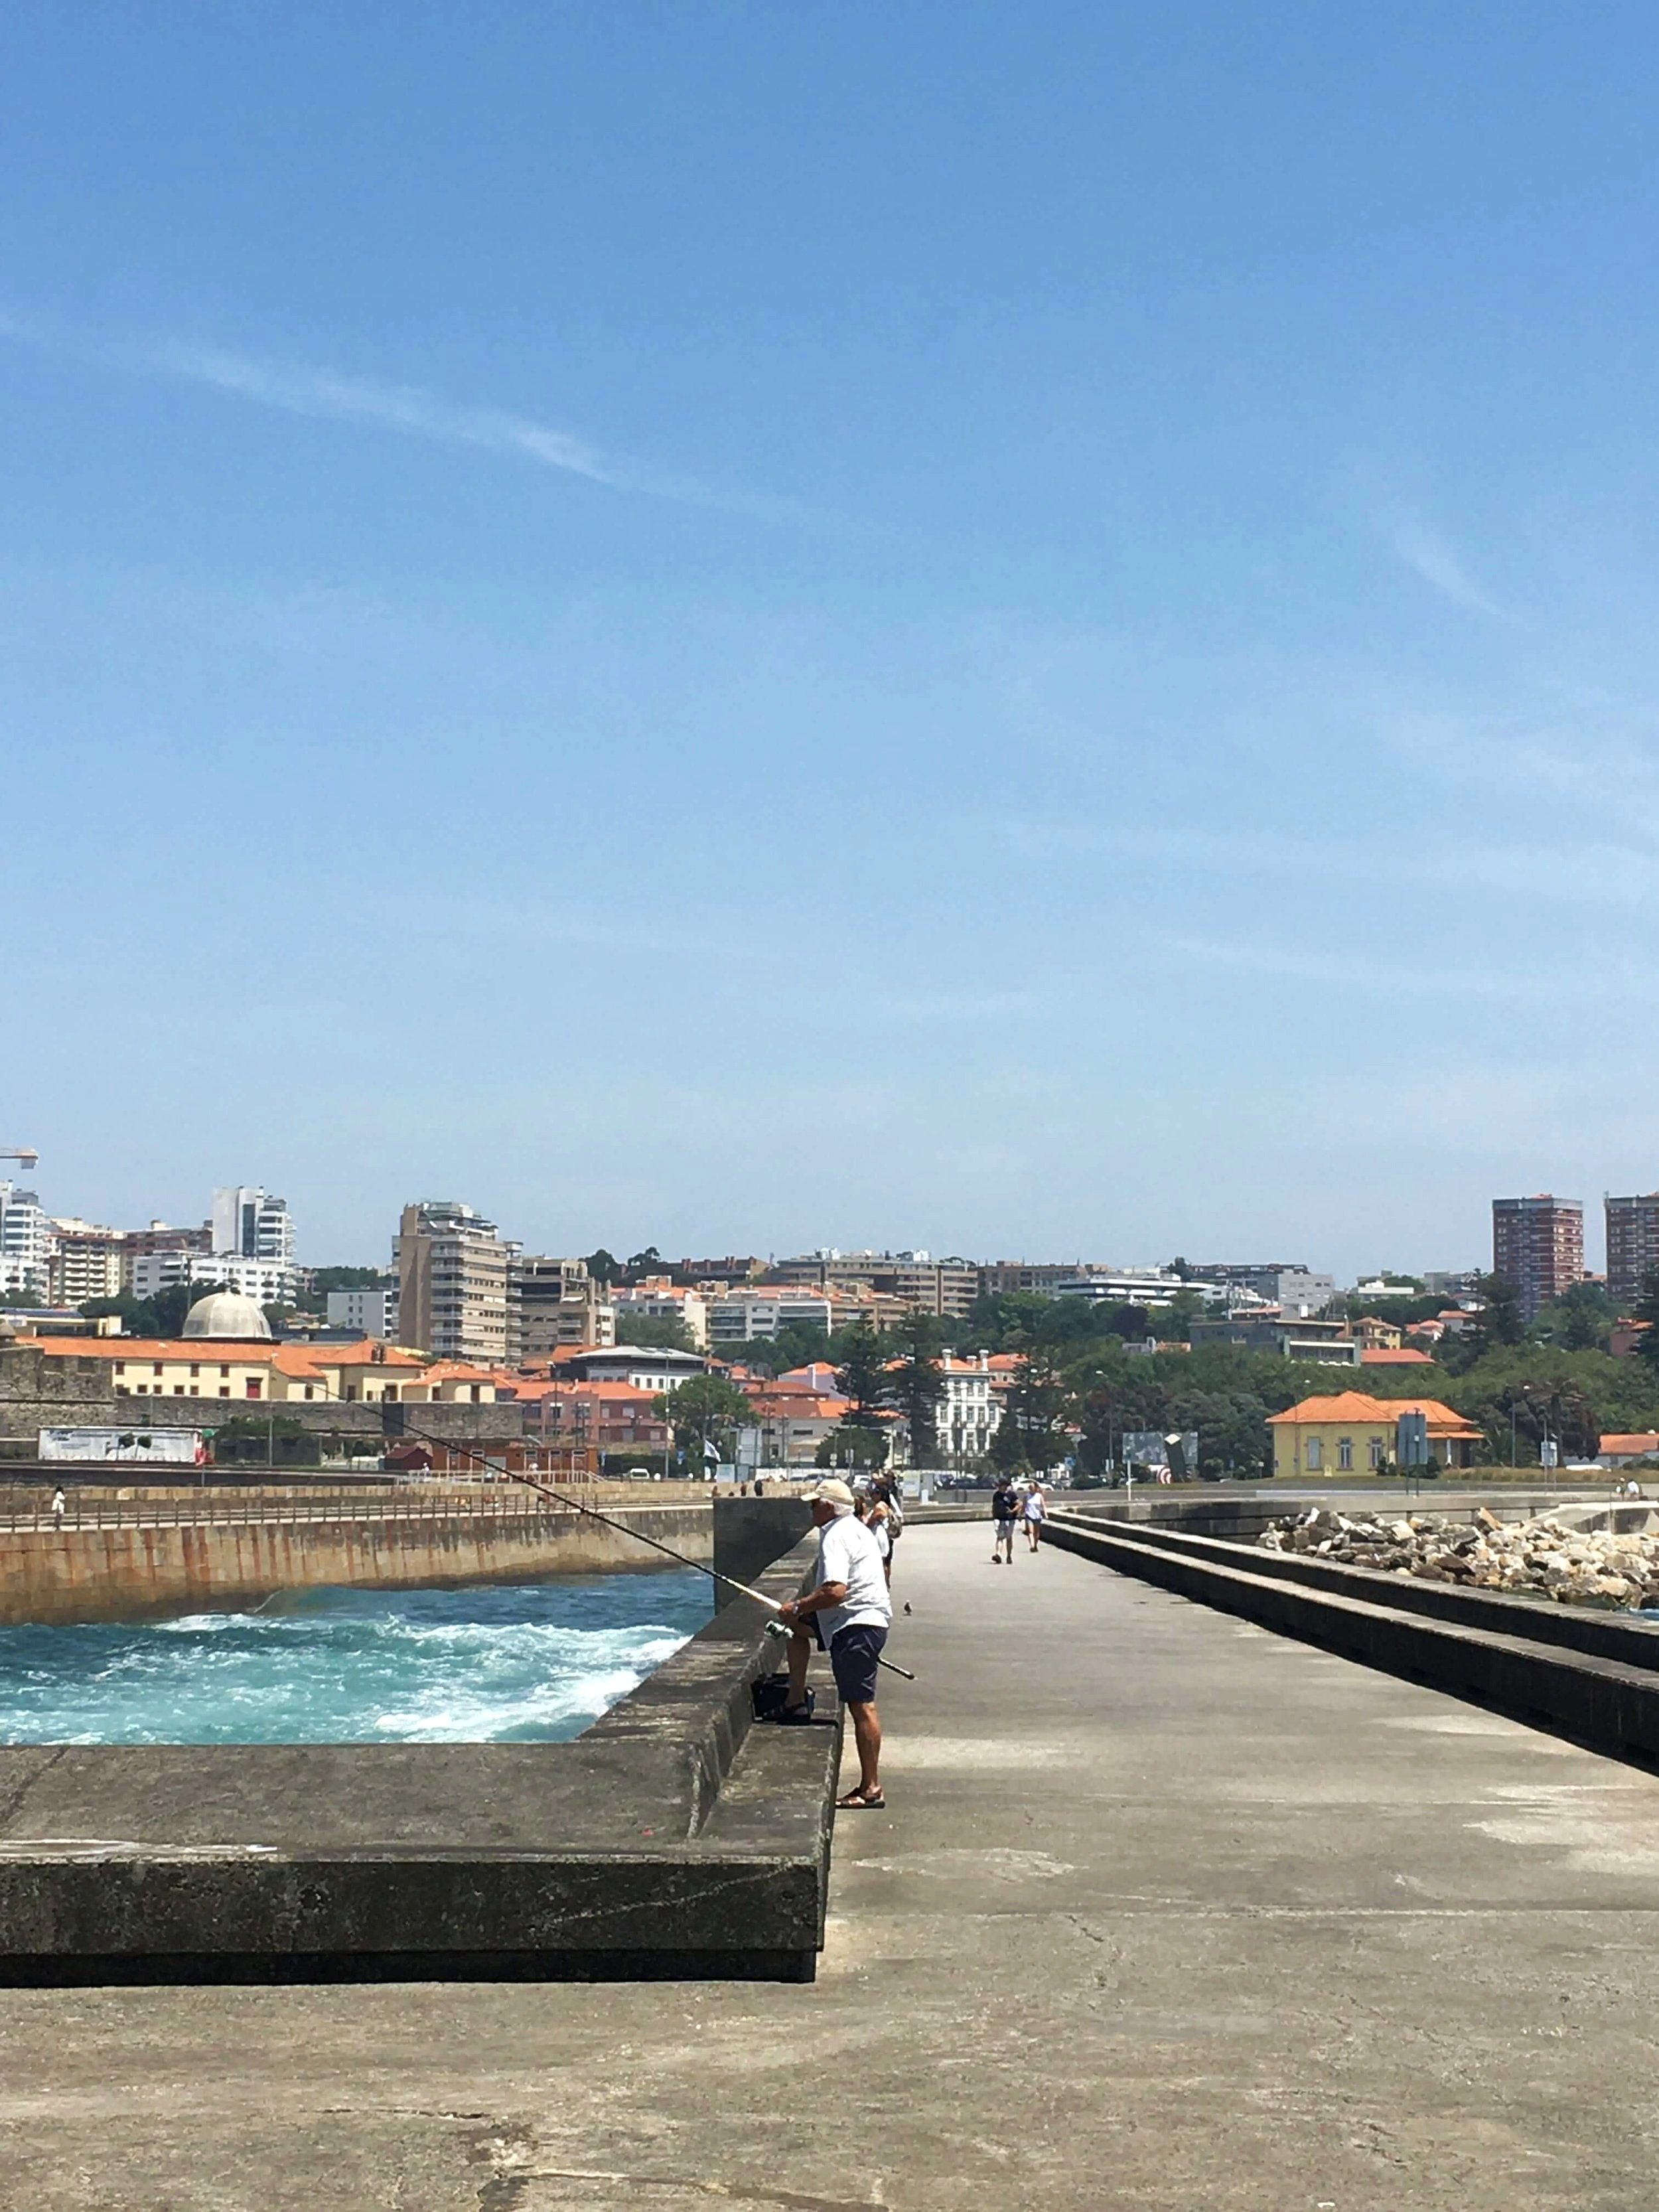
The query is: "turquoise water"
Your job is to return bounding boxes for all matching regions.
[0,1570,713,1745]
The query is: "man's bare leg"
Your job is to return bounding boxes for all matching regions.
[847,1697,881,1797]
[784,1625,813,1709]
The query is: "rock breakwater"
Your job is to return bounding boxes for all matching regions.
[1259,1505,1659,1611]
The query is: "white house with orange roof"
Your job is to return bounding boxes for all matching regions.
[1267,1392,1483,1477]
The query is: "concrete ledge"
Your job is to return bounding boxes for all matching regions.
[1044,1513,1659,1766]
[1072,1514,1659,1672]
[0,1527,842,1986]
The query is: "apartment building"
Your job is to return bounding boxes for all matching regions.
[707,1287,843,1344]
[211,1186,296,1268]
[128,1249,298,1309]
[1607,1194,1659,1309]
[768,1250,979,1319]
[1492,1195,1584,1322]
[395,1200,522,1365]
[325,1286,399,1339]
[518,1256,615,1357]
[46,1220,125,1306]
[976,1262,1089,1297]
[120,1221,212,1276]
[613,1279,709,1347]
[0,1183,52,1299]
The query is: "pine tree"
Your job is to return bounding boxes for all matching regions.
[887,1317,945,1468]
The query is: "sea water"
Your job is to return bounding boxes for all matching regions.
[0,1569,712,1745]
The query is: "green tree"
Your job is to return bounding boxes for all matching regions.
[295,1264,390,1317]
[615,1310,696,1353]
[833,1320,893,1427]
[1004,1348,1072,1471]
[1450,1274,1524,1366]
[1535,1280,1615,1353]
[584,1248,621,1286]
[84,1280,230,1338]
[1634,1265,1659,1374]
[987,1407,1030,1475]
[1164,1288,1206,1341]
[210,1412,314,1467]
[887,1317,946,1467]
[813,1426,890,1470]
[654,1373,753,1471]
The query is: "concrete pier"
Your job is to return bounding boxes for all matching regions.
[7,1520,1659,2203]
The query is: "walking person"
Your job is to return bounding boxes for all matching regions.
[50,1486,66,1527]
[1022,1479,1046,1552]
[778,1477,893,1810]
[991,1475,1019,1564]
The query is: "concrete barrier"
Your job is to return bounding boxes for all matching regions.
[1043,1512,1659,1766]
[1066,1514,1659,1673]
[0,1526,840,1984]
[0,1502,715,1626]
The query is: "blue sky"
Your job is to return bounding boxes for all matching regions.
[5,2,1658,1276]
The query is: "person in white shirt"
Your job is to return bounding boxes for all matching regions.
[778,1477,893,1810]
[1021,1481,1046,1552]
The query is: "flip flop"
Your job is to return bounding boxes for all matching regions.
[836,1787,886,1810]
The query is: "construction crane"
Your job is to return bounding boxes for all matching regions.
[0,1149,37,1170]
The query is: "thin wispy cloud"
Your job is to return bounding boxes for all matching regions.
[1379,504,1515,622]
[0,309,801,520]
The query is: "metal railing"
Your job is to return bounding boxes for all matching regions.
[0,1485,715,1536]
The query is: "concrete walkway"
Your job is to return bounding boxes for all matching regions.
[5,1522,1659,2208]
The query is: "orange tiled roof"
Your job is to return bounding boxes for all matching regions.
[1269,1392,1482,1440]
[1360,1348,1436,1366]
[1599,1434,1659,1453]
[23,1337,275,1362]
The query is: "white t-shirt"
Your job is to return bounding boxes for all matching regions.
[814,1511,893,1641]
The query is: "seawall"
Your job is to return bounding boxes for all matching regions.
[0,1502,713,1626]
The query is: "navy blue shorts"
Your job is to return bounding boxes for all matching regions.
[827,1623,887,1705]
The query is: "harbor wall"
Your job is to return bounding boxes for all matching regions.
[0,1504,713,1627]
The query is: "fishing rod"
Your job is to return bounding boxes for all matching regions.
[499,1460,917,1682]
[242,1381,919,1682]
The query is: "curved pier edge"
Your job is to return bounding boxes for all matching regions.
[0,1499,838,1986]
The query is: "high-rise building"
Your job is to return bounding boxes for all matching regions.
[395,1201,522,1366]
[1606,1194,1659,1309]
[1492,1195,1583,1321]
[212,1186,296,1267]
[0,1183,52,1299]
[519,1256,615,1357]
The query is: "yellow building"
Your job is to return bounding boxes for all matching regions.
[23,1337,498,1408]
[1267,1392,1482,1477]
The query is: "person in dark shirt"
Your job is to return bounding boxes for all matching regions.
[990,1477,1019,1565]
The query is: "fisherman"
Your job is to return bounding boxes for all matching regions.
[991,1475,1019,1564]
[778,1476,893,1810]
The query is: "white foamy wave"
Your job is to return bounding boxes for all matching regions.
[372,1662,652,1741]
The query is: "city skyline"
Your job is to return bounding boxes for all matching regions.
[9,10,1659,1271]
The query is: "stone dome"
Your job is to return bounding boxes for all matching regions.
[181,1289,273,1341]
